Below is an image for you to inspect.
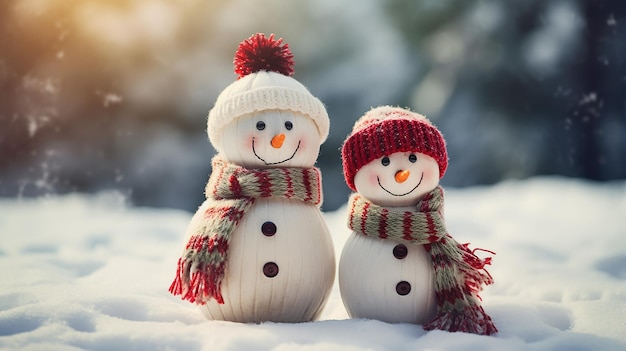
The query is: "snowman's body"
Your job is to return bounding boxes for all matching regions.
[338,149,442,324]
[339,229,436,323]
[198,110,334,322]
[193,197,334,322]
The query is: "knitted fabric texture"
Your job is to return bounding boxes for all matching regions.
[169,156,322,305]
[342,106,448,191]
[208,81,329,146]
[347,186,497,335]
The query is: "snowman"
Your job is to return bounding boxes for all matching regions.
[169,33,335,323]
[338,106,497,335]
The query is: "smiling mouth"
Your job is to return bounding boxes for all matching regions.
[377,172,424,196]
[252,138,301,165]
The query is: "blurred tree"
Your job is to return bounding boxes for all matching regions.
[575,0,626,180]
[0,1,223,208]
[384,0,625,186]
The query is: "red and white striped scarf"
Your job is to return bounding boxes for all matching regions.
[169,156,322,305]
[348,186,497,335]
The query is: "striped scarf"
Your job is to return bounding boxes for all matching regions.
[348,186,497,335]
[169,156,322,305]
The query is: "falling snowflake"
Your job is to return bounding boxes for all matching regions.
[115,169,124,183]
[33,162,55,192]
[26,115,51,138]
[578,92,597,105]
[96,91,124,107]
[104,94,123,107]
[607,14,617,26]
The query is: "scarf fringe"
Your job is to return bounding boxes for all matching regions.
[458,243,494,294]
[424,305,498,335]
[168,258,184,296]
[424,242,497,335]
[169,237,228,305]
[169,258,226,305]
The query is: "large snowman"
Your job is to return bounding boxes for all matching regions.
[339,106,497,335]
[169,33,335,323]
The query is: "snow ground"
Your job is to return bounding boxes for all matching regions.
[0,177,625,351]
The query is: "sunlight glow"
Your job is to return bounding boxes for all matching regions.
[76,1,180,49]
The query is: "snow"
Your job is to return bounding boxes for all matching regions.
[1,177,625,351]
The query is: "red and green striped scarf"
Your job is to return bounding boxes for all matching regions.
[348,186,497,335]
[169,156,322,305]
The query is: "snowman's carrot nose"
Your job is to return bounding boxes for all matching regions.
[271,133,285,148]
[395,170,410,183]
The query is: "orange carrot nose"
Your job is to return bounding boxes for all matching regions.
[395,170,410,183]
[271,133,285,148]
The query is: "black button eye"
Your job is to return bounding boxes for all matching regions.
[256,121,266,131]
[284,121,293,130]
[409,154,417,163]
[381,157,390,166]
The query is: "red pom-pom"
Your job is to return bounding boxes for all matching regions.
[233,33,295,78]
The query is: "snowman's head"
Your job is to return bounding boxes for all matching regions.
[218,110,321,168]
[342,106,448,206]
[206,33,329,167]
[354,151,440,207]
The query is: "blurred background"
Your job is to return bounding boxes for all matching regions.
[1,0,625,212]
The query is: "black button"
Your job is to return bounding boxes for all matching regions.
[396,281,411,296]
[263,262,279,278]
[393,244,408,259]
[261,221,277,236]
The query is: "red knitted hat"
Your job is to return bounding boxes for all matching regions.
[341,106,448,191]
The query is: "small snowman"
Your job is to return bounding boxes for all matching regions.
[338,106,497,335]
[169,33,335,323]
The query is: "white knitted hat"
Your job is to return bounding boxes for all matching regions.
[207,33,329,149]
